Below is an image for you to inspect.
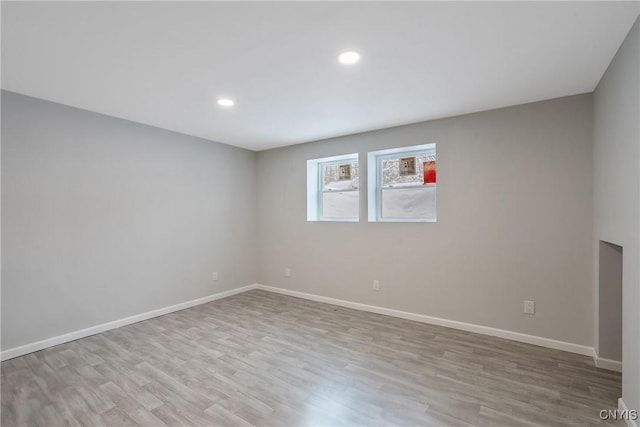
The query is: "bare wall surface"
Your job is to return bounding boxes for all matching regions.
[1,91,258,351]
[594,17,640,414]
[257,94,594,347]
[598,241,622,361]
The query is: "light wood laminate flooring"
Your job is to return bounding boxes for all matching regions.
[1,289,623,426]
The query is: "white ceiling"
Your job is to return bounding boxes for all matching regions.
[2,2,638,151]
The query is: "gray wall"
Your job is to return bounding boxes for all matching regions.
[598,241,622,361]
[257,94,594,346]
[1,91,258,351]
[594,17,640,414]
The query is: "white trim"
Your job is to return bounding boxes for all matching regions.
[1,284,259,361]
[595,356,623,372]
[307,153,359,222]
[619,398,639,427]
[368,143,436,158]
[1,283,601,364]
[367,149,378,222]
[256,284,595,357]
[367,143,437,222]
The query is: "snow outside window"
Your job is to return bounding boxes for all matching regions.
[367,144,436,222]
[307,153,359,222]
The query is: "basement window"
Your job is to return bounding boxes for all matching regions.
[367,144,436,222]
[307,153,359,221]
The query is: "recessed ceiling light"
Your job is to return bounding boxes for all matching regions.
[338,51,360,65]
[217,98,235,107]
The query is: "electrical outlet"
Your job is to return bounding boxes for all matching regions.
[524,300,535,315]
[373,280,380,291]
[212,272,218,281]
[284,268,291,277]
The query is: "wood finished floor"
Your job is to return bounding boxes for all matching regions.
[2,289,622,427]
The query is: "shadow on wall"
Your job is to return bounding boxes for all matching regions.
[598,240,623,362]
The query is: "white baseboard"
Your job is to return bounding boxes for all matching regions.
[256,284,596,358]
[619,398,639,427]
[1,284,259,361]
[1,283,601,364]
[595,356,623,372]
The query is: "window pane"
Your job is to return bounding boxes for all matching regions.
[381,153,435,187]
[322,191,359,218]
[381,186,436,219]
[323,162,359,191]
[308,154,359,222]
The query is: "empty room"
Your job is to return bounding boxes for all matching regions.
[1,1,639,426]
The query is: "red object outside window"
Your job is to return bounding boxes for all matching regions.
[423,160,436,184]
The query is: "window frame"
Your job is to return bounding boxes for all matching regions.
[318,159,359,222]
[307,153,359,222]
[367,143,437,223]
